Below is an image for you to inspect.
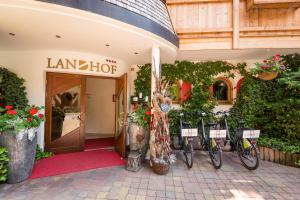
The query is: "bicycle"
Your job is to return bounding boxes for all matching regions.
[178,113,198,168]
[216,111,260,170]
[198,112,226,169]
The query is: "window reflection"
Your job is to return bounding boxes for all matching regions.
[117,88,124,137]
[51,86,81,141]
[213,80,228,101]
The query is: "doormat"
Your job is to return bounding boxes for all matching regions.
[85,137,114,151]
[30,149,124,179]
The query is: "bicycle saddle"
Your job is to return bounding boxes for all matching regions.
[208,122,217,126]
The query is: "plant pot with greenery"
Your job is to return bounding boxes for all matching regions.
[128,103,151,161]
[252,54,286,81]
[0,106,44,183]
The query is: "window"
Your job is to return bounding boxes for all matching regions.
[212,78,232,104]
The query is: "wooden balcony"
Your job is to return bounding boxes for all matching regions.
[167,0,300,50]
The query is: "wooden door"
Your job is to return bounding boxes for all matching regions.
[115,74,127,157]
[45,72,86,153]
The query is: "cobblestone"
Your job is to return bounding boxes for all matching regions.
[0,152,299,200]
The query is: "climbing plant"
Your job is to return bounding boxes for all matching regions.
[134,60,236,134]
[0,67,28,108]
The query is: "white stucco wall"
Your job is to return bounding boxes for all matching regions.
[0,50,130,149]
[86,78,115,136]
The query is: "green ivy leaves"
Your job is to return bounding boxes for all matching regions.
[0,67,28,108]
[0,147,9,182]
[228,53,300,145]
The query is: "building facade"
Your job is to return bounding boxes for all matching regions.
[0,0,299,154]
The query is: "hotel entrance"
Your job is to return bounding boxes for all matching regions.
[44,72,127,157]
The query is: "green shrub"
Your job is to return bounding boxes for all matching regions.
[257,136,300,153]
[35,145,53,161]
[168,109,181,136]
[228,53,300,141]
[0,147,9,182]
[0,67,28,108]
[134,61,235,133]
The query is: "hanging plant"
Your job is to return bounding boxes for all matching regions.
[252,54,286,80]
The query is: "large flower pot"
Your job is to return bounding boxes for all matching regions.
[258,72,278,81]
[0,130,37,184]
[128,123,149,162]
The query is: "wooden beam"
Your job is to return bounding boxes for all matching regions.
[232,0,240,49]
[247,0,300,9]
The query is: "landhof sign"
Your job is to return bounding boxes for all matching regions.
[47,57,118,74]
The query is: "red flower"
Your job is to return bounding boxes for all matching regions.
[144,117,148,122]
[5,105,13,110]
[29,108,38,116]
[7,110,16,115]
[145,111,151,115]
[263,60,267,63]
[275,54,281,57]
[260,65,269,69]
[27,118,33,122]
[38,114,44,118]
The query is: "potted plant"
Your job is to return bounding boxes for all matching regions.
[0,105,44,183]
[252,54,286,80]
[128,102,151,161]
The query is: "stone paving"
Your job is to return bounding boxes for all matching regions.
[0,151,299,200]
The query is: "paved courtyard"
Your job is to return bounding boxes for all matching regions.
[0,151,299,200]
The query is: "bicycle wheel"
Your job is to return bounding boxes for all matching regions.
[208,139,222,169]
[183,141,193,168]
[237,139,259,170]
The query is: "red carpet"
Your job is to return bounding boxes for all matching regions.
[30,149,124,179]
[85,138,114,150]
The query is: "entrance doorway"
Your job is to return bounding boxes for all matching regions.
[44,72,127,157]
[85,77,116,151]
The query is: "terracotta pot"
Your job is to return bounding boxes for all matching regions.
[258,72,278,81]
[0,130,37,184]
[279,151,286,165]
[259,146,264,160]
[264,147,270,161]
[274,150,280,163]
[269,148,275,162]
